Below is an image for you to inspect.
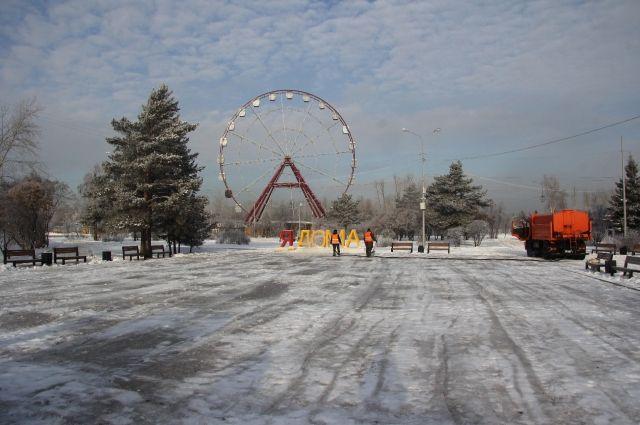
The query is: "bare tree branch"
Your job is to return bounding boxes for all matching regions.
[0,98,41,180]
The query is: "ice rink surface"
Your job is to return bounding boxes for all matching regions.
[1,238,640,424]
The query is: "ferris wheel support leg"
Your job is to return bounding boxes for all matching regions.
[244,161,286,224]
[288,160,326,218]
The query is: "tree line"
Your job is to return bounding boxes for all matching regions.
[2,85,639,253]
[325,161,504,246]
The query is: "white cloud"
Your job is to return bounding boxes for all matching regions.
[0,0,638,209]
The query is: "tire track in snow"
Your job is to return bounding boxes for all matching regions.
[491,265,640,363]
[451,263,553,424]
[263,257,399,414]
[486,263,640,422]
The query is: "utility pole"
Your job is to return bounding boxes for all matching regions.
[621,136,627,237]
[402,127,440,252]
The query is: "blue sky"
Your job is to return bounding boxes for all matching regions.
[2,0,639,211]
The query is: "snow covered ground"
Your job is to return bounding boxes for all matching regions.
[1,236,640,424]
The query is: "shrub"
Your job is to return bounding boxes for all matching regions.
[446,226,465,247]
[614,230,640,251]
[466,220,489,247]
[101,233,125,242]
[217,229,250,245]
[376,235,393,247]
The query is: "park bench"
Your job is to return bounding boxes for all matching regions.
[122,245,140,261]
[151,244,169,258]
[428,242,450,254]
[585,252,613,273]
[631,244,640,255]
[391,241,413,253]
[610,256,640,278]
[53,247,87,265]
[3,249,42,267]
[591,243,616,254]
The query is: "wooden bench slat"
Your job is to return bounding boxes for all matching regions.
[586,252,613,272]
[150,245,168,258]
[391,242,413,253]
[3,249,41,267]
[591,243,616,254]
[427,242,450,254]
[122,245,140,261]
[611,255,640,277]
[53,246,87,265]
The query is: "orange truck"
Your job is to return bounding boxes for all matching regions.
[512,209,591,259]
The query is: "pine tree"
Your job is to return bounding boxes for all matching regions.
[103,84,199,258]
[607,155,640,232]
[328,193,361,229]
[158,192,213,253]
[393,182,421,239]
[427,161,490,230]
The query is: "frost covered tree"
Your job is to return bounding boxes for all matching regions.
[607,155,640,232]
[466,219,489,247]
[328,193,361,229]
[542,175,567,211]
[102,84,201,258]
[78,165,110,241]
[158,192,213,253]
[427,161,490,231]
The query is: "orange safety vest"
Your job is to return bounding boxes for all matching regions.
[364,231,373,243]
[331,234,340,244]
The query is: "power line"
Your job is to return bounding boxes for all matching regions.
[453,113,640,161]
[466,173,608,194]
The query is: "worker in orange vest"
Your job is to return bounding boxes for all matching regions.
[364,228,377,257]
[331,229,342,256]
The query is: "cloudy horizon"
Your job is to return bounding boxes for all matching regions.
[2,0,639,212]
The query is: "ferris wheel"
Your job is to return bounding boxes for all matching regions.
[218,90,356,224]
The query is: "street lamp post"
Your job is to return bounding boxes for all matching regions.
[402,127,441,252]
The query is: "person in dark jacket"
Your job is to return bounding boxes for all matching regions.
[330,229,342,256]
[363,228,377,257]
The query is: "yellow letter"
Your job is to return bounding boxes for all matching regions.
[298,230,311,247]
[339,229,347,247]
[345,229,360,247]
[323,229,332,247]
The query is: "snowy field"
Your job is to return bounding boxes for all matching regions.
[1,236,640,424]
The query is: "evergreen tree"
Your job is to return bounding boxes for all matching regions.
[607,155,640,232]
[393,182,421,239]
[426,161,490,230]
[328,193,361,229]
[103,84,199,258]
[158,192,213,253]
